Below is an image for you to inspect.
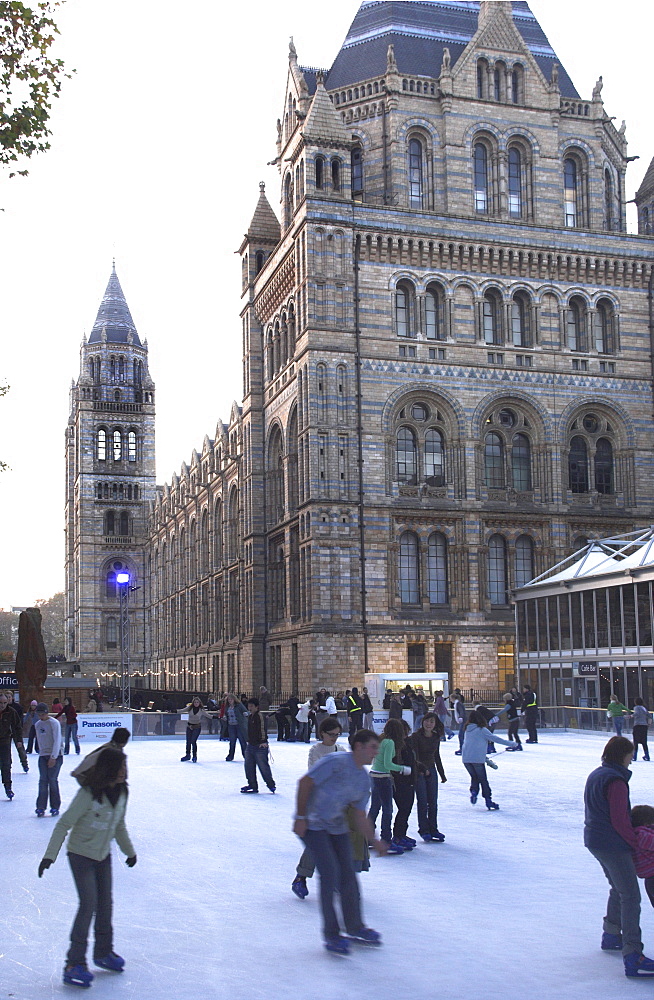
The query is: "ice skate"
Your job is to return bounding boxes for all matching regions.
[4,785,13,801]
[324,936,350,955]
[180,754,191,762]
[291,876,308,899]
[485,799,500,810]
[94,951,125,972]
[601,932,622,951]
[347,927,382,946]
[50,808,59,816]
[63,964,94,988]
[35,808,45,817]
[624,952,654,977]
[240,785,258,793]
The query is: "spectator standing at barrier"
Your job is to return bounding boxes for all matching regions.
[361,687,374,730]
[221,693,247,761]
[632,699,651,761]
[293,728,386,955]
[389,692,403,721]
[347,688,364,736]
[35,703,63,816]
[241,698,275,794]
[259,687,271,712]
[38,749,136,988]
[85,695,97,713]
[607,695,629,737]
[522,685,539,743]
[56,697,81,755]
[0,691,28,800]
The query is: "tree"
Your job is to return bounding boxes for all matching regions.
[35,590,64,656]
[0,607,17,654]
[1,2,70,177]
[0,383,8,471]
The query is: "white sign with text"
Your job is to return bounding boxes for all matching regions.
[77,714,133,743]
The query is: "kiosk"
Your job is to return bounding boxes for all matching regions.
[365,673,450,734]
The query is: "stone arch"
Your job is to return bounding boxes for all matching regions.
[472,389,554,444]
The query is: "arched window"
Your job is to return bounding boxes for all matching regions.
[483,290,502,344]
[595,438,614,494]
[97,429,106,461]
[288,408,299,512]
[493,64,502,102]
[331,158,341,192]
[395,280,415,338]
[485,432,504,488]
[425,284,445,341]
[128,430,136,461]
[119,512,129,536]
[399,532,420,604]
[564,157,579,227]
[477,58,489,99]
[474,143,489,213]
[284,173,294,228]
[567,297,587,352]
[510,292,530,347]
[425,429,445,486]
[427,532,448,605]
[315,156,324,190]
[106,617,117,649]
[488,535,508,605]
[106,570,117,600]
[351,146,364,201]
[515,535,534,588]
[511,65,524,104]
[604,169,614,231]
[408,138,424,208]
[228,489,239,564]
[508,147,522,217]
[214,500,223,565]
[267,427,285,526]
[105,511,115,535]
[512,433,532,491]
[569,436,589,493]
[255,250,265,274]
[596,299,615,354]
[643,207,650,235]
[113,430,122,461]
[397,427,418,485]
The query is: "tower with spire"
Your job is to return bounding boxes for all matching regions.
[64,266,156,680]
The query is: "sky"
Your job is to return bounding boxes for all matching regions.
[0,0,651,610]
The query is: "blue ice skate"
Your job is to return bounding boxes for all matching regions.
[624,952,654,977]
[94,952,125,972]
[63,964,94,988]
[325,936,350,955]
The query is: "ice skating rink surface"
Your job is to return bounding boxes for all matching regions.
[2,731,653,999]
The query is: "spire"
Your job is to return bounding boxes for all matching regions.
[88,266,141,346]
[247,182,281,242]
[302,75,350,147]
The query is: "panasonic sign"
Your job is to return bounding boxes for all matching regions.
[77,714,133,742]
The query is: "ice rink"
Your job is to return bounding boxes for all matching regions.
[3,729,654,998]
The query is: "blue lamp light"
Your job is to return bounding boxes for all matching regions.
[116,572,130,585]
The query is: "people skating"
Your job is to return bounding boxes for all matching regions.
[241,697,275,793]
[452,690,466,754]
[607,694,629,737]
[360,687,374,730]
[0,691,28,800]
[346,688,364,736]
[475,704,499,754]
[221,693,247,761]
[324,691,338,720]
[631,699,651,761]
[293,718,347,899]
[433,691,455,738]
[25,700,40,753]
[38,748,137,988]
[502,693,523,751]
[391,721,418,852]
[630,805,654,908]
[388,692,403,720]
[180,696,215,762]
[72,729,131,786]
[293,728,386,955]
[408,712,447,842]
[461,709,517,810]
[522,685,539,743]
[368,718,412,854]
[56,697,81,755]
[295,698,312,744]
[275,698,293,741]
[35,703,64,816]
[584,736,654,978]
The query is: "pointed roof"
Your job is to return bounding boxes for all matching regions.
[636,156,654,202]
[324,1,579,99]
[247,182,281,243]
[302,74,351,147]
[88,264,141,346]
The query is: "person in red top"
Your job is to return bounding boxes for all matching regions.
[56,698,80,755]
[631,805,654,908]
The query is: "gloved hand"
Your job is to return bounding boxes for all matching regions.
[38,859,53,878]
[125,855,137,868]
[490,716,500,725]
[401,766,412,776]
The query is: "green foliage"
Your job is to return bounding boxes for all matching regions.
[0,608,17,653]
[35,591,64,656]
[0,1,70,177]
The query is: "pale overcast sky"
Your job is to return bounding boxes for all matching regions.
[0,0,650,609]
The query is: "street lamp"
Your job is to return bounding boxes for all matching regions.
[117,571,131,709]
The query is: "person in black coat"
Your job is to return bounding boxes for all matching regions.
[347,688,364,736]
[275,699,293,741]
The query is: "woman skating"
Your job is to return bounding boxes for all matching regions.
[180,696,214,762]
[56,697,81,755]
[461,710,517,810]
[367,718,411,854]
[222,692,248,761]
[38,748,137,988]
[408,712,447,841]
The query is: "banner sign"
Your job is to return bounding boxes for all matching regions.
[0,674,17,688]
[77,714,133,743]
[574,662,598,677]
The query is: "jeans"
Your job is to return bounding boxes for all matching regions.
[612,717,624,737]
[464,762,492,801]
[588,847,642,955]
[296,845,316,879]
[457,720,466,749]
[185,726,200,758]
[368,775,393,844]
[244,744,275,790]
[415,770,439,836]
[413,713,424,733]
[303,829,364,941]
[438,713,455,738]
[295,722,309,743]
[227,724,245,759]
[392,778,415,840]
[363,712,374,730]
[64,722,80,754]
[37,755,63,811]
[67,852,113,966]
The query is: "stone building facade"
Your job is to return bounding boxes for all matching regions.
[74,1,654,698]
[64,267,156,678]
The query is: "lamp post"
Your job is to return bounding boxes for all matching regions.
[117,571,131,709]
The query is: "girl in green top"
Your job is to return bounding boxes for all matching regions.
[607,695,628,736]
[367,719,411,855]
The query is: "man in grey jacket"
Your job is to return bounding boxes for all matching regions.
[35,703,63,817]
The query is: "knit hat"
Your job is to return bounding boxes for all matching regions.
[36,703,49,713]
[30,700,38,707]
